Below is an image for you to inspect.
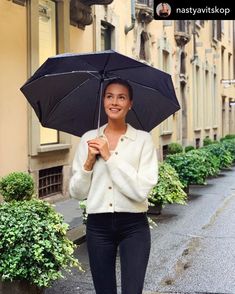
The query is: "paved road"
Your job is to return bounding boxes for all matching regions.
[46,166,235,294]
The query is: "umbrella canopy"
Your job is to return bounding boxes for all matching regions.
[20,50,180,137]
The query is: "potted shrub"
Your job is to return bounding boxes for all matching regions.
[190,149,220,178]
[203,137,213,146]
[204,143,233,169]
[220,134,235,141]
[168,142,183,155]
[184,145,195,153]
[79,200,88,225]
[165,151,208,191]
[148,162,187,214]
[221,139,235,163]
[0,172,82,293]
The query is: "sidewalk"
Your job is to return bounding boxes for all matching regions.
[54,198,86,243]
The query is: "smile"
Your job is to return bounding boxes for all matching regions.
[109,108,121,112]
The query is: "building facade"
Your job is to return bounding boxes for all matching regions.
[0,0,234,201]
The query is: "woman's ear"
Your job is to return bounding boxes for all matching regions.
[130,101,133,109]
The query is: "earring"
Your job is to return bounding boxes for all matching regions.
[129,107,131,110]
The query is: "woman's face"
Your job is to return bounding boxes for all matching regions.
[104,83,133,121]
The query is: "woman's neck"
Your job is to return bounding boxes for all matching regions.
[105,120,127,134]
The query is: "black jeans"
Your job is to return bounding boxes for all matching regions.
[86,212,151,294]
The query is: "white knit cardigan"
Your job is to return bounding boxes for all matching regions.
[69,124,158,214]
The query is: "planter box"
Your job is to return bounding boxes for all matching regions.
[147,204,162,215]
[0,280,44,294]
[183,185,189,195]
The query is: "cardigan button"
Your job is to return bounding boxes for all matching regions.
[108,186,112,190]
[121,138,124,142]
[115,152,118,155]
[109,203,113,207]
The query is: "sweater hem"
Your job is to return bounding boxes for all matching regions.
[87,208,148,214]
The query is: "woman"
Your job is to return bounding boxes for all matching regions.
[69,78,158,294]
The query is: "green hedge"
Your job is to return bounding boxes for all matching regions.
[204,143,233,169]
[168,143,183,155]
[165,152,208,187]
[148,162,187,207]
[190,149,220,177]
[221,139,235,162]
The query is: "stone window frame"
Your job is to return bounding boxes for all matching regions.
[158,37,173,136]
[27,0,71,156]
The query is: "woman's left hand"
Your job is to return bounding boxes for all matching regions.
[87,138,111,161]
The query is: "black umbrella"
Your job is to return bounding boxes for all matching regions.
[20,50,180,137]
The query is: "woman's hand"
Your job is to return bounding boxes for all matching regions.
[87,138,111,161]
[83,143,100,171]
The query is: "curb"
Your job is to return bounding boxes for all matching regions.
[67,224,86,244]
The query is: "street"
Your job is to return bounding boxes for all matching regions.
[45,166,235,294]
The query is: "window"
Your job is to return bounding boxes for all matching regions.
[180,52,186,75]
[204,70,210,127]
[175,20,189,34]
[162,145,169,160]
[212,20,222,41]
[39,0,58,145]
[221,20,224,34]
[228,53,232,79]
[160,48,172,134]
[163,50,170,73]
[195,138,200,149]
[137,0,153,6]
[140,31,149,60]
[195,65,200,128]
[221,47,225,78]
[39,166,63,198]
[212,74,217,126]
[101,21,113,50]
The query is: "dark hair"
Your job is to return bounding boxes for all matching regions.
[103,78,133,101]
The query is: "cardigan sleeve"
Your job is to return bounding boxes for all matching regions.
[105,134,158,203]
[69,137,93,200]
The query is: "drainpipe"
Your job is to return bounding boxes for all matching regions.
[125,0,135,35]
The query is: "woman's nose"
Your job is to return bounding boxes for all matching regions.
[111,97,118,105]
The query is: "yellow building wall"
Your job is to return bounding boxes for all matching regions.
[70,25,94,53]
[0,1,28,176]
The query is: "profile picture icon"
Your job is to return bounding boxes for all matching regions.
[156,2,171,18]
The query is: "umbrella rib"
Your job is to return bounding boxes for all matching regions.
[21,71,100,90]
[43,70,100,77]
[45,76,96,124]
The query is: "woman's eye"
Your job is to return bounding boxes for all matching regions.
[119,96,125,100]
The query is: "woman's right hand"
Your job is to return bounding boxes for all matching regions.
[83,144,100,171]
